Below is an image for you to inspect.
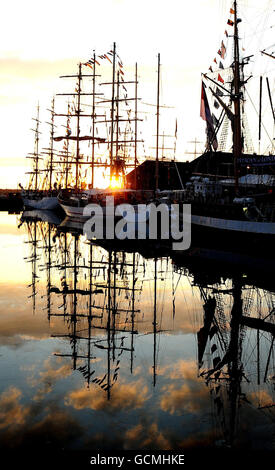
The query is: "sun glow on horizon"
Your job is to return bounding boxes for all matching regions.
[109,175,124,189]
[0,0,274,190]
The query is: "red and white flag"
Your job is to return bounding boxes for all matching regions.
[218,73,224,84]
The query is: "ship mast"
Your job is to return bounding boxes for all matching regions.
[110,42,116,180]
[134,63,138,189]
[26,103,41,191]
[42,97,56,191]
[49,97,55,191]
[153,257,158,386]
[56,63,104,190]
[75,63,82,189]
[155,53,160,192]
[91,52,96,188]
[98,45,142,187]
[232,0,242,194]
[65,102,71,189]
[34,104,40,191]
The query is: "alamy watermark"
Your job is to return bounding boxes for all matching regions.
[83,196,191,251]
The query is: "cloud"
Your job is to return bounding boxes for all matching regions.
[248,389,274,408]
[124,422,171,450]
[65,380,150,414]
[0,57,76,81]
[0,283,71,348]
[177,430,221,449]
[159,360,210,415]
[29,357,73,401]
[28,406,83,448]
[0,387,29,430]
[160,383,209,415]
[168,359,198,381]
[0,385,83,450]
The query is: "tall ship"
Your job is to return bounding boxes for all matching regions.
[56,44,153,219]
[21,100,60,210]
[183,0,275,241]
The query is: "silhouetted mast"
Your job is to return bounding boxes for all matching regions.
[155,53,160,192]
[110,42,116,179]
[26,103,41,191]
[153,258,157,386]
[91,52,96,188]
[232,0,242,194]
[49,97,55,190]
[56,63,103,189]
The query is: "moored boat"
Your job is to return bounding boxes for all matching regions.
[181,0,275,240]
[21,100,60,211]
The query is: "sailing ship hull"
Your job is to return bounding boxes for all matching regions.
[59,203,87,219]
[58,188,153,222]
[181,187,275,241]
[189,214,275,256]
[23,196,59,210]
[192,214,275,235]
[59,202,150,222]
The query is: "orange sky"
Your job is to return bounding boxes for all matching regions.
[0,0,274,188]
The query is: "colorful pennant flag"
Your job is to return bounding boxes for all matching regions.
[104,54,112,63]
[200,82,218,150]
[212,113,219,127]
[227,19,234,26]
[221,41,226,59]
[84,62,93,69]
[200,82,207,121]
[218,73,224,84]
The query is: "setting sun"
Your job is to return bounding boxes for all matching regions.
[109,175,124,189]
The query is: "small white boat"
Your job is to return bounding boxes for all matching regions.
[58,189,154,221]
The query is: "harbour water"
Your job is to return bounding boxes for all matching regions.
[0,211,274,455]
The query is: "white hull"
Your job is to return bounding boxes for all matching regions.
[60,204,87,219]
[192,214,275,235]
[60,203,151,222]
[23,196,59,210]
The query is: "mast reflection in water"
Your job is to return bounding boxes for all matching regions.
[0,211,274,453]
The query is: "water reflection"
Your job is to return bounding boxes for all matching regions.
[0,211,274,451]
[173,249,275,449]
